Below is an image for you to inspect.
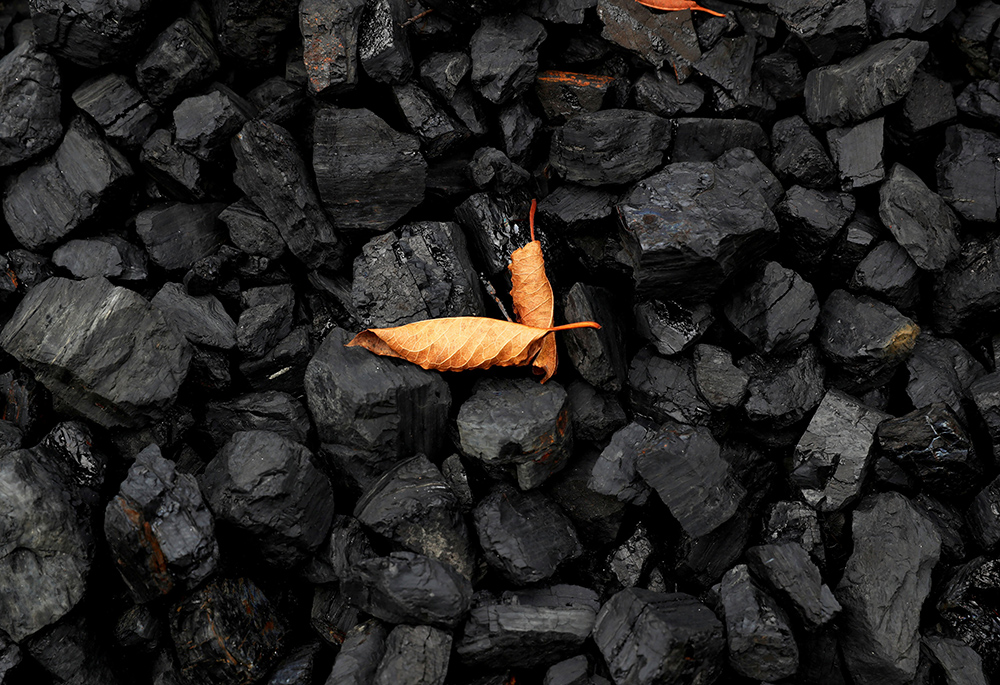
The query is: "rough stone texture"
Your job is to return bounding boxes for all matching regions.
[209,0,298,68]
[359,0,413,85]
[327,620,388,685]
[628,349,712,426]
[0,40,62,167]
[151,283,236,349]
[173,85,255,161]
[589,422,652,505]
[827,117,885,189]
[202,391,310,450]
[135,203,227,271]
[878,163,961,271]
[740,345,827,431]
[72,73,157,151]
[922,635,989,685]
[850,240,920,312]
[720,564,798,680]
[771,115,836,189]
[470,14,547,105]
[693,344,748,410]
[597,0,701,78]
[633,300,713,356]
[135,17,220,107]
[904,335,984,423]
[30,0,156,68]
[936,125,1000,223]
[724,261,819,355]
[672,118,770,164]
[633,69,705,117]
[776,185,855,275]
[392,82,468,159]
[220,198,285,260]
[746,542,841,629]
[931,236,1000,336]
[373,625,451,685]
[563,283,628,392]
[51,236,148,281]
[300,0,366,94]
[871,0,954,35]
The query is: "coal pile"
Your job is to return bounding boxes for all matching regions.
[3,0,1000,683]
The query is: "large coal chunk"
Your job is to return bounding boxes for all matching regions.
[967,474,1000,549]
[597,0,700,78]
[374,624,451,685]
[201,431,335,568]
[354,455,474,579]
[776,185,855,274]
[804,39,929,127]
[220,198,285,259]
[931,236,1000,335]
[922,635,989,685]
[4,117,133,250]
[300,0,365,94]
[746,542,841,629]
[105,444,218,602]
[633,300,713,356]
[593,589,724,685]
[550,110,670,186]
[637,422,745,538]
[617,162,779,301]
[305,327,450,485]
[140,128,212,202]
[470,14,546,105]
[202,391,310,449]
[174,85,255,162]
[837,492,940,685]
[740,345,826,431]
[723,261,819,355]
[589,422,652,505]
[151,282,236,349]
[233,119,344,272]
[0,40,62,167]
[392,82,467,159]
[633,69,705,117]
[693,344,748,410]
[456,585,599,669]
[170,577,286,685]
[791,389,888,512]
[352,221,484,328]
[720,564,798,680]
[563,283,628,392]
[0,277,191,428]
[818,289,919,392]
[457,377,572,490]
[904,335,984,423]
[628,349,711,426]
[850,240,920,312]
[0,447,93,641]
[827,117,885,189]
[345,551,472,628]
[135,17,220,107]
[30,0,154,68]
[360,0,413,85]
[473,485,581,584]
[135,203,227,271]
[52,235,148,281]
[454,191,531,278]
[878,163,961,271]
[937,125,1000,223]
[313,107,426,237]
[327,620,388,685]
[72,73,157,151]
[771,115,836,189]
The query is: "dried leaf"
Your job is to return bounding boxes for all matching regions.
[509,199,558,380]
[634,0,726,16]
[347,317,601,373]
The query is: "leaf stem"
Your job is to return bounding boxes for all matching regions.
[548,321,601,331]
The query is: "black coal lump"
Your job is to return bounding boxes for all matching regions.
[240,325,312,393]
[763,501,826,565]
[971,371,1000,446]
[72,73,156,151]
[633,300,713,356]
[104,444,218,603]
[827,117,885,189]
[592,588,724,685]
[628,349,712,426]
[135,202,226,271]
[52,236,148,281]
[151,282,236,349]
[359,0,413,84]
[694,35,755,106]
[931,236,1000,336]
[766,0,867,63]
[455,585,599,669]
[720,564,798,680]
[937,556,1000,675]
[140,128,212,202]
[173,84,256,162]
[547,447,626,545]
[23,614,117,684]
[922,635,990,685]
[453,191,530,279]
[469,147,530,191]
[850,240,920,312]
[373,624,451,685]
[326,620,388,685]
[420,51,470,101]
[114,604,162,652]
[905,335,985,423]
[836,492,940,685]
[470,14,547,105]
[746,542,841,629]
[542,655,591,685]
[304,514,376,585]
[0,40,62,168]
[606,523,655,588]
[937,125,1000,223]
[202,391,310,450]
[671,117,769,163]
[562,283,627,392]
[220,198,286,260]
[758,51,804,101]
[311,587,361,648]
[299,0,365,94]
[589,422,652,505]
[200,430,335,568]
[776,185,855,276]
[914,493,967,564]
[878,163,961,271]
[740,344,826,431]
[632,69,705,117]
[135,17,219,107]
[956,79,1000,127]
[693,344,748,410]
[391,82,468,159]
[723,261,819,355]
[715,146,784,208]
[236,302,293,360]
[30,0,155,68]
[597,0,701,78]
[770,115,836,189]
[895,71,957,141]
[473,485,581,584]
[967,474,1000,550]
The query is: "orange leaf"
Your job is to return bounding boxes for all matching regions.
[346,318,600,374]
[634,0,726,16]
[509,199,559,381]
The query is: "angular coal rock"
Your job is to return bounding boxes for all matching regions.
[24,613,118,685]
[589,422,652,505]
[440,454,474,513]
[597,0,701,78]
[937,556,1000,675]
[313,107,426,237]
[151,282,235,349]
[740,345,826,431]
[52,236,147,281]
[922,635,989,685]
[694,35,756,106]
[535,70,613,121]
[827,117,885,189]
[470,14,546,105]
[818,289,919,392]
[633,299,713,355]
[498,97,540,163]
[617,161,778,300]
[135,17,219,107]
[0,368,49,438]
[771,115,836,189]
[352,221,484,328]
[72,73,156,151]
[763,501,826,564]
[373,624,450,685]
[210,0,297,67]
[237,303,292,359]
[233,119,344,271]
[776,185,855,274]
[266,643,322,685]
[878,163,961,271]
[300,0,365,94]
[456,585,599,669]
[791,389,888,512]
[720,564,798,680]
[4,116,133,250]
[0,277,191,428]
[607,522,655,588]
[201,431,335,567]
[628,349,711,426]
[359,0,412,85]
[136,203,226,271]
[746,542,841,629]
[672,117,769,163]
[828,210,881,283]
[170,577,286,685]
[311,586,361,647]
[0,446,93,641]
[956,79,1000,127]
[633,69,705,117]
[566,378,626,440]
[850,240,920,312]
[637,422,745,537]
[716,146,784,209]
[550,109,670,186]
[972,371,1000,446]
[457,377,572,490]
[115,604,162,652]
[562,283,627,392]
[354,455,474,579]
[913,493,966,564]
[967,473,1000,549]
[174,85,255,162]
[30,0,154,68]
[693,344,748,410]
[220,198,285,260]
[896,70,957,141]
[304,514,376,585]
[0,40,61,167]
[345,551,472,628]
[239,325,312,393]
[766,0,868,63]
[724,261,819,355]
[931,236,1000,336]
[473,485,581,584]
[805,39,929,127]
[420,51,470,101]
[392,82,467,159]
[140,128,212,202]
[836,492,940,685]
[469,147,530,191]
[104,444,218,602]
[937,124,1000,223]
[327,620,388,685]
[905,335,984,423]
[543,655,592,685]
[759,51,805,101]
[593,589,724,685]
[202,391,309,450]
[871,0,953,34]
[548,447,626,545]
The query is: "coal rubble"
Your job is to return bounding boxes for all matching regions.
[2,1,1000,685]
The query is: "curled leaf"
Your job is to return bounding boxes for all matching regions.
[634,0,726,16]
[509,199,558,380]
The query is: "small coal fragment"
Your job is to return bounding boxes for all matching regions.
[234,119,344,271]
[805,39,929,127]
[634,70,704,120]
[72,73,156,151]
[759,51,805,101]
[871,0,953,35]
[140,128,211,202]
[836,492,940,685]
[456,585,599,669]
[169,577,285,685]
[776,185,855,275]
[763,501,826,564]
[548,448,626,544]
[593,589,724,685]
[135,18,220,107]
[0,40,61,167]
[327,620,388,685]
[850,241,920,312]
[392,82,468,158]
[967,474,1000,549]
[767,0,868,63]
[304,515,376,584]
[693,344,748,410]
[535,70,613,121]
[740,345,826,431]
[202,391,309,450]
[115,604,162,652]
[498,97,540,163]
[905,335,984,422]
[694,35,756,106]
[30,0,154,68]
[267,643,322,685]
[0,277,191,428]
[724,261,819,355]
[914,493,966,563]
[878,163,961,271]
[937,556,1000,675]
[104,444,219,602]
[209,0,297,67]
[746,542,841,629]
[4,117,133,250]
[931,236,1000,336]
[828,210,881,283]
[345,551,472,628]
[589,422,652,505]
[201,431,335,567]
[637,422,745,537]
[454,192,531,278]
[562,283,627,391]
[634,300,713,356]
[597,0,701,78]
[311,586,361,647]
[240,325,312,393]
[628,349,712,425]
[373,624,451,685]
[421,51,470,101]
[716,146,784,208]
[896,71,957,140]
[956,79,1000,127]
[237,302,292,360]
[299,0,366,94]
[220,199,286,260]
[543,655,591,685]
[567,380,626,444]
[672,117,769,163]
[550,109,670,186]
[457,377,571,490]
[471,14,547,105]
[359,0,412,84]
[922,635,989,685]
[617,161,778,300]
[24,614,118,685]
[771,115,836,189]
[469,147,529,191]
[135,203,226,271]
[52,236,147,281]
[827,117,885,189]
[720,564,798,680]
[354,455,474,578]
[972,371,1000,446]
[607,523,655,588]
[818,289,919,392]
[313,107,426,237]
[937,125,1000,223]
[174,85,255,161]
[473,485,581,584]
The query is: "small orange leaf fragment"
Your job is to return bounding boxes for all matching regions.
[635,0,726,16]
[535,71,616,89]
[509,199,559,381]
